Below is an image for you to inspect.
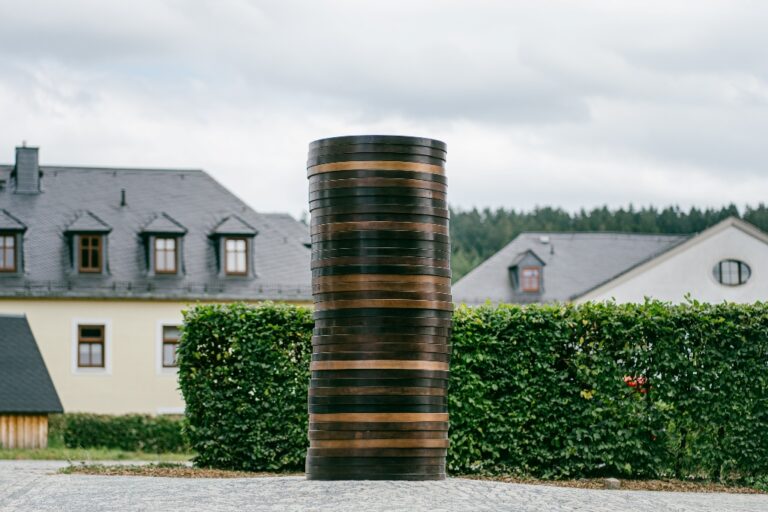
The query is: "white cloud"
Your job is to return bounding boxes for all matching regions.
[1,0,767,217]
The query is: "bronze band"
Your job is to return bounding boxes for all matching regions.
[309,412,449,423]
[310,360,449,371]
[308,160,445,178]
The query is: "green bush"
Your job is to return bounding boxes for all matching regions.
[178,302,313,471]
[62,413,187,453]
[179,300,768,482]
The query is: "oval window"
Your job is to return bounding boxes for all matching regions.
[713,259,751,286]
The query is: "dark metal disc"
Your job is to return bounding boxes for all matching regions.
[309,135,446,151]
[309,169,448,184]
[307,152,446,167]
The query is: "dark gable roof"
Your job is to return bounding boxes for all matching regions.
[509,249,545,267]
[453,232,690,305]
[211,215,257,236]
[141,213,187,235]
[65,210,112,233]
[0,208,26,231]
[0,314,63,414]
[0,163,311,300]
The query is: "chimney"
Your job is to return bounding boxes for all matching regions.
[14,144,41,194]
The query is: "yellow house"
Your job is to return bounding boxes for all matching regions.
[0,145,311,414]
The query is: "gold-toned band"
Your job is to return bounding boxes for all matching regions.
[309,412,449,422]
[310,360,449,371]
[310,439,449,449]
[313,299,454,311]
[308,160,445,177]
[313,274,450,285]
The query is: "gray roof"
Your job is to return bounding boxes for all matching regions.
[211,215,258,236]
[0,162,311,300]
[453,232,690,304]
[0,314,63,414]
[0,209,26,231]
[141,213,187,235]
[64,211,112,233]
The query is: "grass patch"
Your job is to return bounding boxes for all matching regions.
[0,447,193,462]
[461,475,767,494]
[59,462,298,478]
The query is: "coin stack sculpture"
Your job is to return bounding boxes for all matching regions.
[306,135,451,480]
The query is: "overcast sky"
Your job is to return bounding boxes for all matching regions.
[1,1,767,218]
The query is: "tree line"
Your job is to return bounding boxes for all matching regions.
[450,203,768,281]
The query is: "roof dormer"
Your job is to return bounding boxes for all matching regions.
[210,215,258,277]
[508,249,546,294]
[65,211,111,275]
[0,210,26,274]
[141,213,188,276]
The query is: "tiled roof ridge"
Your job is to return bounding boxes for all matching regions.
[39,165,204,174]
[517,231,691,238]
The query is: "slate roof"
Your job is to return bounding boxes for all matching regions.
[0,209,26,231]
[0,314,63,414]
[211,215,258,236]
[0,161,311,300]
[453,232,690,305]
[141,213,187,235]
[64,211,112,233]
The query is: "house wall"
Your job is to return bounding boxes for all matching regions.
[0,299,309,415]
[582,226,768,303]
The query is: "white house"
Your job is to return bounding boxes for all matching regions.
[453,217,768,305]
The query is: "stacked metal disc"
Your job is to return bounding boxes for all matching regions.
[306,135,451,480]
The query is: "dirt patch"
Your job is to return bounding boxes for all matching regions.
[59,463,299,479]
[460,475,766,494]
[59,464,766,493]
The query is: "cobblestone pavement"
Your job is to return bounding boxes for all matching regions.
[1,460,767,512]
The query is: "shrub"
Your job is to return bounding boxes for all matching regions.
[62,413,187,453]
[179,300,768,482]
[178,302,313,471]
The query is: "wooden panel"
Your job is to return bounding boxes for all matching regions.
[306,135,450,481]
[310,221,450,236]
[310,360,449,371]
[0,415,47,449]
[307,160,445,177]
[310,439,449,449]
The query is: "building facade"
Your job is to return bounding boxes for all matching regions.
[0,146,311,414]
[453,217,768,306]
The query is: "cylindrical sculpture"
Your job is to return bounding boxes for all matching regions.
[306,135,451,480]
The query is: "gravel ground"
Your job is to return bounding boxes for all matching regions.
[2,460,768,512]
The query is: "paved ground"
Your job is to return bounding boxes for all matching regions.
[1,461,767,512]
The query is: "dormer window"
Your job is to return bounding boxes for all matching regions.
[210,215,258,278]
[0,210,26,274]
[224,238,248,275]
[0,233,16,272]
[141,213,187,277]
[78,235,102,273]
[508,249,546,295]
[65,211,111,276]
[520,266,541,292]
[154,237,178,274]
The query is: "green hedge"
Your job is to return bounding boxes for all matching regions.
[179,300,768,482]
[61,414,187,453]
[178,302,313,471]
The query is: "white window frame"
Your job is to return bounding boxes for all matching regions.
[156,319,182,375]
[156,406,185,415]
[71,318,112,375]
